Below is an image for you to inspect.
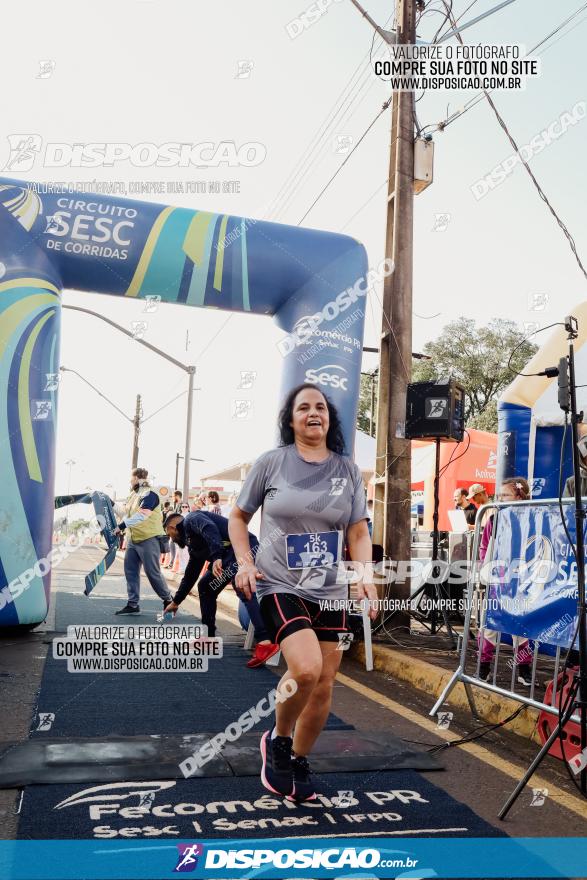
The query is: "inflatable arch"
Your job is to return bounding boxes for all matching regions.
[0,178,369,627]
[497,302,587,495]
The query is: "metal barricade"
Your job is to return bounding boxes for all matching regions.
[430,498,581,726]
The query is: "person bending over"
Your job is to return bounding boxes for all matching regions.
[164,510,277,665]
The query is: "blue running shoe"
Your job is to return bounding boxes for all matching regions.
[260,729,293,797]
[288,754,317,802]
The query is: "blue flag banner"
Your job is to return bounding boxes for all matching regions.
[84,492,119,596]
[53,490,118,595]
[484,503,580,648]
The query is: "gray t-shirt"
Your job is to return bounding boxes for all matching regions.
[237,444,368,601]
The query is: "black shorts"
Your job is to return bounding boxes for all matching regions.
[259,592,349,644]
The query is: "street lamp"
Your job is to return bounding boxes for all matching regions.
[59,366,141,468]
[174,454,205,494]
[65,459,76,531]
[63,304,198,499]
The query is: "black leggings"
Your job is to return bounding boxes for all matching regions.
[196,568,225,637]
[197,550,269,641]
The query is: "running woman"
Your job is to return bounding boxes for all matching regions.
[229,383,377,801]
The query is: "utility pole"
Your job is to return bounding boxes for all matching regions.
[65,459,76,533]
[132,394,142,469]
[176,452,205,497]
[373,0,416,631]
[370,369,378,437]
[62,306,198,500]
[183,367,196,501]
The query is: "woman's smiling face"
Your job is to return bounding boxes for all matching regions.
[290,386,329,444]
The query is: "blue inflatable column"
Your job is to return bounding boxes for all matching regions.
[0,202,62,626]
[274,243,368,453]
[496,400,532,488]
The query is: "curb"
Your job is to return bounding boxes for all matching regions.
[349,640,541,744]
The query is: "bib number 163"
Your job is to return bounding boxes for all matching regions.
[304,533,328,554]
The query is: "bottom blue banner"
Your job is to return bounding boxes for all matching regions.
[0,837,584,878]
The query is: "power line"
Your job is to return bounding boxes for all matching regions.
[484,90,587,282]
[265,49,382,219]
[276,0,465,222]
[340,178,389,231]
[142,389,188,424]
[280,71,384,222]
[267,74,376,220]
[267,14,395,221]
[271,69,382,221]
[297,97,391,225]
[340,3,587,234]
[308,0,515,229]
[432,0,454,41]
[427,2,587,133]
[453,0,483,24]
[265,62,372,219]
[193,312,234,363]
[59,366,131,423]
[442,0,587,284]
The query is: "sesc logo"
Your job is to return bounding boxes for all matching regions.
[305,364,348,391]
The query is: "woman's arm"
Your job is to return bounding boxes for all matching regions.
[346,519,378,620]
[229,506,264,599]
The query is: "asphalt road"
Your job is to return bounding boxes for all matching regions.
[1,545,586,854]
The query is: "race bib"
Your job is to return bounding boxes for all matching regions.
[285,531,343,570]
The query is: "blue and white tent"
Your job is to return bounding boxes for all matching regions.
[497,302,587,497]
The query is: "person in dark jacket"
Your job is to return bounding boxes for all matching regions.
[563,466,587,498]
[163,511,278,664]
[563,425,587,497]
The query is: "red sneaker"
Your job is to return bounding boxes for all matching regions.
[247,642,280,668]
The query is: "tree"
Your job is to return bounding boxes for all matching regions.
[68,519,91,534]
[411,317,538,433]
[357,370,378,436]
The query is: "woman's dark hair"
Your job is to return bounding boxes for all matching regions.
[278,383,346,455]
[208,490,220,504]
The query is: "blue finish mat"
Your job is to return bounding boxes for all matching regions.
[17,771,505,840]
[15,591,504,843]
[34,592,351,737]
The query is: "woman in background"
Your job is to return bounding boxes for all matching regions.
[478,476,533,686]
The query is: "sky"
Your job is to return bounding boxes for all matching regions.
[2,0,587,502]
